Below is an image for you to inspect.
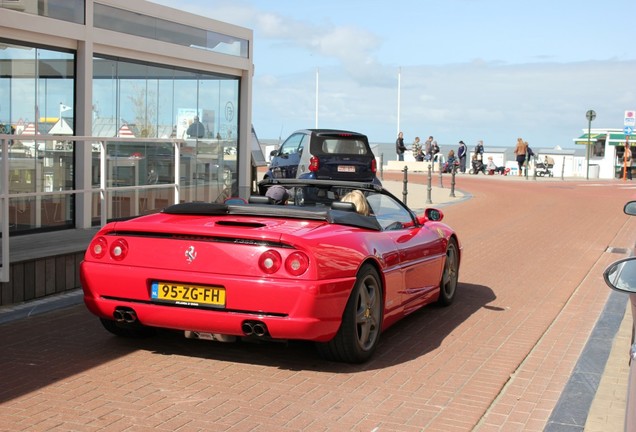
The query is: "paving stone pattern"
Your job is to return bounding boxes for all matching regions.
[1,174,634,431]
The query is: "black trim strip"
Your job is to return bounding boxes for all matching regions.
[101,296,288,317]
[106,231,292,248]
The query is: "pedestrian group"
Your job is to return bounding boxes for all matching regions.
[396,132,536,176]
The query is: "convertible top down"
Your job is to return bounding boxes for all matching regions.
[81,179,461,363]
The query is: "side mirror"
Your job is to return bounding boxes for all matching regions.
[270,149,278,157]
[625,200,636,216]
[416,208,444,225]
[603,257,636,294]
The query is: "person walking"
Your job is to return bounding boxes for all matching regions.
[457,140,467,173]
[396,131,407,161]
[514,137,528,176]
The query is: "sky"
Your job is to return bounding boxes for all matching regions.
[150,0,636,149]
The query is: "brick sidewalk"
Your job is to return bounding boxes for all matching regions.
[1,174,634,431]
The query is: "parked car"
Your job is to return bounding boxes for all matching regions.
[603,200,636,431]
[80,179,461,363]
[265,129,381,185]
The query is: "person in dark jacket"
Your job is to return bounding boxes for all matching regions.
[457,140,467,173]
[431,140,440,158]
[187,116,206,138]
[475,140,484,159]
[396,131,407,161]
[444,149,459,173]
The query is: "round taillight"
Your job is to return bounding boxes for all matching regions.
[259,250,282,274]
[89,236,108,259]
[285,252,309,276]
[309,156,319,172]
[109,238,129,261]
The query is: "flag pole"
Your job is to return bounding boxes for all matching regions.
[315,67,319,129]
[397,67,401,137]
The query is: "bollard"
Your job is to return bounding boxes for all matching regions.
[450,164,457,198]
[426,164,433,204]
[561,156,565,180]
[402,165,408,205]
[380,153,384,181]
[439,162,444,188]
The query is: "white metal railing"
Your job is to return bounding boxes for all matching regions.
[95,138,183,226]
[1,134,232,283]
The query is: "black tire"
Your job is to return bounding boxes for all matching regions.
[316,264,383,363]
[437,238,459,306]
[99,318,155,338]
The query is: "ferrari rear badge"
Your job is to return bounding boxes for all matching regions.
[185,246,197,264]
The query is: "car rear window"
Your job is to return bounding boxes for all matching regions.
[319,139,369,155]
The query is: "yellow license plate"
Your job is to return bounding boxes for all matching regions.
[151,282,226,307]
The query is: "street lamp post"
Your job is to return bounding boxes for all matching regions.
[585,109,596,180]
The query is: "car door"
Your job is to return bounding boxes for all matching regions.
[270,133,306,179]
[367,193,446,314]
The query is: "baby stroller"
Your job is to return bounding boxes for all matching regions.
[469,155,487,175]
[535,156,554,177]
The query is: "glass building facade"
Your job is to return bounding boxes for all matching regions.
[0,0,253,236]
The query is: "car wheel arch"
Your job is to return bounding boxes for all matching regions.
[359,257,386,302]
[316,261,384,363]
[437,237,460,306]
[449,234,461,265]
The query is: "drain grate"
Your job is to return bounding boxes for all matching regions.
[606,247,630,254]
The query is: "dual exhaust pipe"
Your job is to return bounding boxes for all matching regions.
[113,307,269,338]
[242,320,269,337]
[113,307,137,324]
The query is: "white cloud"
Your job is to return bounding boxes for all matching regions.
[253,59,636,147]
[149,0,636,148]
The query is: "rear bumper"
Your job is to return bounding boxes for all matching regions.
[298,172,381,185]
[80,261,354,342]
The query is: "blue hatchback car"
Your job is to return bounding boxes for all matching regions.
[265,129,381,185]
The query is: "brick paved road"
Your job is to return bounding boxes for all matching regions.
[1,175,636,431]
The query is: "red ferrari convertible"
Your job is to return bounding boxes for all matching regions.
[81,179,461,363]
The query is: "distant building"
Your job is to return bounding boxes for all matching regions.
[574,128,632,179]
